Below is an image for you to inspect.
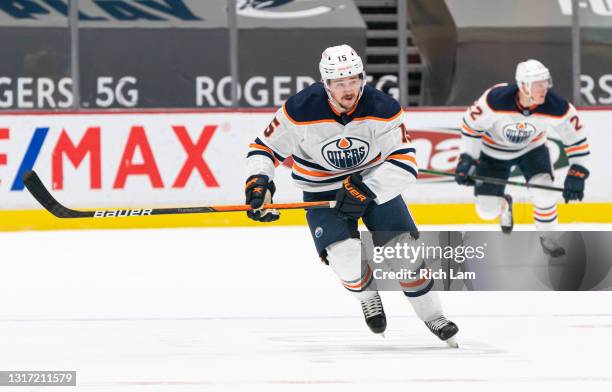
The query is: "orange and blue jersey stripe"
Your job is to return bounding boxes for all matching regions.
[401,266,434,297]
[341,265,374,292]
[385,147,418,178]
[247,137,286,167]
[461,120,483,139]
[564,138,590,160]
[534,204,558,223]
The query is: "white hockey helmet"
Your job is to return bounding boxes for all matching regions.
[319,44,366,93]
[515,59,553,92]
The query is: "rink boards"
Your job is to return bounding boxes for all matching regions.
[0,108,610,230]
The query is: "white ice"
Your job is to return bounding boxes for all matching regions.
[1,225,612,392]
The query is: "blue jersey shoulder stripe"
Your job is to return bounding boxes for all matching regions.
[533,90,570,117]
[284,83,401,124]
[351,85,401,120]
[486,83,570,117]
[284,83,335,124]
[486,84,518,112]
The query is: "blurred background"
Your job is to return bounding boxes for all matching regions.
[1,0,607,110]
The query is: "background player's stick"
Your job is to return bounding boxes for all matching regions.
[23,170,334,219]
[420,169,565,192]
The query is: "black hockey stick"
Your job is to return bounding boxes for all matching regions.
[419,169,565,192]
[22,170,334,219]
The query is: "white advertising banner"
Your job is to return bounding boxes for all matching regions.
[0,108,610,211]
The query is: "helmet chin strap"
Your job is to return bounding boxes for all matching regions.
[520,82,537,105]
[526,92,537,105]
[328,95,348,112]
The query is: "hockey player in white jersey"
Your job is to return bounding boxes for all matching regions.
[455,60,590,256]
[244,44,458,345]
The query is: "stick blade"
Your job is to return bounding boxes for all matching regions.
[23,170,87,218]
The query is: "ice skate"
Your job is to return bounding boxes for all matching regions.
[425,315,459,348]
[540,236,565,258]
[500,194,513,234]
[360,292,387,335]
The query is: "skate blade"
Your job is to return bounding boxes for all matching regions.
[379,332,386,339]
[446,337,459,348]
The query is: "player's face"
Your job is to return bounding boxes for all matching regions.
[328,76,362,110]
[525,80,549,105]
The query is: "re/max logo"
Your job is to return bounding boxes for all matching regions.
[0,124,219,191]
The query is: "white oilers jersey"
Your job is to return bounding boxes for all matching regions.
[246,83,417,204]
[460,83,590,166]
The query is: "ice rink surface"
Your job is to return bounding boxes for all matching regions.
[1,225,612,392]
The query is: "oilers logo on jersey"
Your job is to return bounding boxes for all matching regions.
[322,137,369,169]
[502,122,536,144]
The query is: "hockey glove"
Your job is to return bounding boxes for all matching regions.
[245,175,280,222]
[455,153,477,186]
[563,164,589,203]
[334,173,376,220]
